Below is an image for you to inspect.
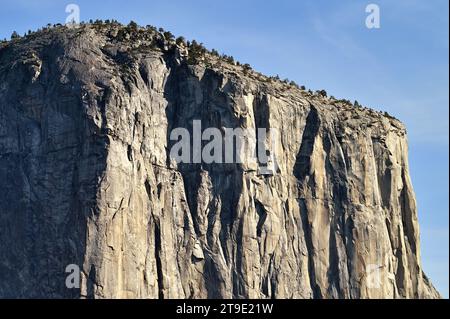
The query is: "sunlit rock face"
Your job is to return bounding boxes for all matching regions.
[0,24,440,299]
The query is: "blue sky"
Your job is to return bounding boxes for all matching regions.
[0,0,448,297]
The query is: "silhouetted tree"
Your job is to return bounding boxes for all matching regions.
[176,36,186,45]
[128,21,138,31]
[224,55,234,64]
[11,31,20,39]
[164,31,174,41]
[317,89,327,97]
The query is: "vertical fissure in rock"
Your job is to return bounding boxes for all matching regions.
[255,200,267,239]
[86,265,96,299]
[298,198,322,298]
[323,131,349,297]
[232,217,246,298]
[294,105,322,298]
[154,222,164,299]
[400,170,417,255]
[252,93,270,167]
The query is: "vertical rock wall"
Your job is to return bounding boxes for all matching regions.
[0,26,440,298]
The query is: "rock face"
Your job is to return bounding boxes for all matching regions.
[0,24,440,298]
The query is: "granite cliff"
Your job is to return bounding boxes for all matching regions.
[0,22,440,298]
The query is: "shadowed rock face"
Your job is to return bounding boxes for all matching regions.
[0,24,440,299]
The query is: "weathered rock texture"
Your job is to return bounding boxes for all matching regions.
[0,24,440,298]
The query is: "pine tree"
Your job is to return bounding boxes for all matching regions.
[317,89,327,97]
[128,21,138,31]
[176,36,186,45]
[11,31,20,39]
[243,63,251,70]
[164,31,174,41]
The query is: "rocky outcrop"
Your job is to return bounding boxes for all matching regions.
[0,23,440,298]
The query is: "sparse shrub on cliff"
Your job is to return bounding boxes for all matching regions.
[221,54,234,64]
[338,98,351,105]
[11,31,20,40]
[190,40,206,54]
[242,63,252,74]
[317,89,327,97]
[384,111,394,119]
[164,31,175,41]
[146,25,157,32]
[187,40,207,64]
[128,21,138,31]
[176,36,186,46]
